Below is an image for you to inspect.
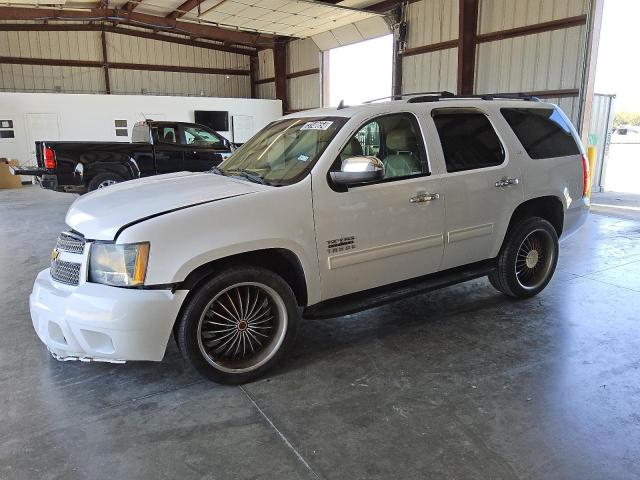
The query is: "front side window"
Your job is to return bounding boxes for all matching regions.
[433,111,504,173]
[158,125,179,144]
[219,116,347,186]
[183,126,225,148]
[501,107,580,159]
[334,113,428,181]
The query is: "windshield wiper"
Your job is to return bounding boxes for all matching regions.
[232,169,270,186]
[210,166,227,176]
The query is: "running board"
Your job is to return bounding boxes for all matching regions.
[303,260,496,320]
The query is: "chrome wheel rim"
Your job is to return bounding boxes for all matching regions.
[515,229,555,290]
[197,282,287,374]
[97,179,118,189]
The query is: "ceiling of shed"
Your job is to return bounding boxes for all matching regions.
[12,0,384,38]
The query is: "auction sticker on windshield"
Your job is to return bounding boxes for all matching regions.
[301,121,334,130]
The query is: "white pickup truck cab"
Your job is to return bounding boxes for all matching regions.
[30,94,590,384]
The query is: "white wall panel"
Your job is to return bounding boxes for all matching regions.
[475,25,586,94]
[287,39,320,110]
[403,48,457,94]
[256,82,276,100]
[287,38,319,72]
[478,0,589,34]
[288,74,320,110]
[0,91,282,164]
[402,0,458,95]
[257,48,274,80]
[406,0,458,49]
[0,26,251,97]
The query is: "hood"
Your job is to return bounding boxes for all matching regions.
[66,171,260,239]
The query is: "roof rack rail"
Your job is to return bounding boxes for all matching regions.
[363,91,455,104]
[407,92,540,103]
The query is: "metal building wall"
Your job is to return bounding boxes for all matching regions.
[475,0,589,124]
[0,24,105,93]
[255,48,276,100]
[402,0,458,93]
[287,38,320,111]
[106,32,250,97]
[0,23,251,97]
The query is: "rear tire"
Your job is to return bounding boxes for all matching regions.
[175,266,300,385]
[489,217,559,299]
[88,173,124,191]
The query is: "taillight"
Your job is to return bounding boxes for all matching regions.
[581,153,590,197]
[43,146,56,169]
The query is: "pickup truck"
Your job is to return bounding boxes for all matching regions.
[30,94,590,384]
[14,120,234,193]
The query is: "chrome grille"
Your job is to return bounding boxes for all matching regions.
[56,232,85,254]
[51,259,82,285]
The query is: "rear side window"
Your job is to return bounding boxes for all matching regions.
[433,112,505,173]
[501,108,580,159]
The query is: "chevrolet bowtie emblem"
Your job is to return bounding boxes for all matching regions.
[51,249,60,262]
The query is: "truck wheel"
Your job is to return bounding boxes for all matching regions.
[489,217,559,299]
[88,173,124,191]
[175,266,300,385]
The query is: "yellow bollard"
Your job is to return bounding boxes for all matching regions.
[587,145,596,197]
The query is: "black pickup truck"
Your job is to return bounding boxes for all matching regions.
[15,121,234,193]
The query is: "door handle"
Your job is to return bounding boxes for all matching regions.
[410,192,440,203]
[495,177,519,188]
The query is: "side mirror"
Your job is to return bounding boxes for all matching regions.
[330,156,384,186]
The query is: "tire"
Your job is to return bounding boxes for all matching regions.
[488,217,559,299]
[175,266,300,385]
[87,173,124,191]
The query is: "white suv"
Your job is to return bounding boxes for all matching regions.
[30,93,590,384]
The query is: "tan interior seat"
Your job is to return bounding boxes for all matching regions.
[383,129,421,178]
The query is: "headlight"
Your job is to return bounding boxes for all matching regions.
[89,242,150,287]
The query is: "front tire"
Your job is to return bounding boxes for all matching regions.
[175,266,300,384]
[489,217,559,299]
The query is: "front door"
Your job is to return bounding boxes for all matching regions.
[312,112,446,300]
[429,108,524,270]
[182,124,230,171]
[153,124,184,174]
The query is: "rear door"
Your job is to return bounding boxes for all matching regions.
[429,107,524,270]
[153,123,184,174]
[181,124,230,171]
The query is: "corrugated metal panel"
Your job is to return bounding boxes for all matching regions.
[0,27,250,97]
[587,93,615,191]
[401,0,457,95]
[108,70,250,97]
[0,29,105,93]
[478,0,589,34]
[287,39,319,72]
[0,29,101,60]
[286,39,320,110]
[402,48,457,93]
[0,64,105,94]
[257,49,274,80]
[288,74,320,110]
[475,25,586,94]
[406,0,458,49]
[256,82,276,100]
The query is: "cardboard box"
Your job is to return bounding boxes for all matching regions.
[0,158,23,189]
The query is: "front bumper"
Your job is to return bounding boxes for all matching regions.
[30,269,188,362]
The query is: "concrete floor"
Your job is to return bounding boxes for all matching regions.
[2,186,640,480]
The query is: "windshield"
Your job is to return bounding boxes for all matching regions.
[218,116,347,186]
